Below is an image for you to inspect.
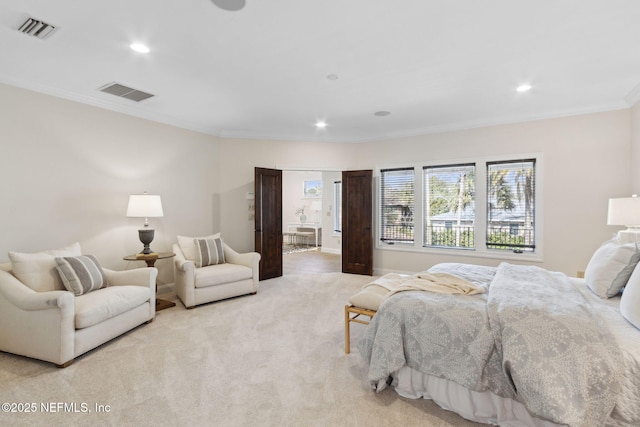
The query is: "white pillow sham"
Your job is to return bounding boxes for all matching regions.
[621,264,640,330]
[584,239,639,298]
[8,242,82,292]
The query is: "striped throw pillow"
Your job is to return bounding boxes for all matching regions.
[194,237,225,268]
[55,255,106,296]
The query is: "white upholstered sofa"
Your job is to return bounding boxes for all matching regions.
[173,234,260,308]
[0,243,157,367]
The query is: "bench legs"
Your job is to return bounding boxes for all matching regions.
[344,305,376,354]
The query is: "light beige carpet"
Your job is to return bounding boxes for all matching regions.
[0,272,483,427]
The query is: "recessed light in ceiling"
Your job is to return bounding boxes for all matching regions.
[130,43,150,54]
[374,111,391,117]
[516,84,532,92]
[315,120,328,129]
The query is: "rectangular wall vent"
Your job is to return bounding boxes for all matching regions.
[98,83,155,102]
[18,17,57,39]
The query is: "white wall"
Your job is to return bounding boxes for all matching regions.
[1,82,634,280]
[352,110,631,275]
[217,138,357,253]
[282,170,322,227]
[0,83,220,285]
[216,110,631,276]
[631,100,640,192]
[321,170,342,254]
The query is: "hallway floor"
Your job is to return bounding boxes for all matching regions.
[283,248,341,275]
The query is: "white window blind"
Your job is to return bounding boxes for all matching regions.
[380,168,414,244]
[423,164,475,249]
[486,159,536,252]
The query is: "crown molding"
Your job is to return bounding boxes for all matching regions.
[625,81,640,107]
[0,75,632,144]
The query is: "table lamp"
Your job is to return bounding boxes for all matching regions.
[127,192,164,254]
[608,195,640,244]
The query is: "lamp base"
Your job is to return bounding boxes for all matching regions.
[617,229,640,245]
[138,228,155,254]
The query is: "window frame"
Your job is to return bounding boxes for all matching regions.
[375,153,543,262]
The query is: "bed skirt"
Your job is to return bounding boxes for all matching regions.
[393,366,561,427]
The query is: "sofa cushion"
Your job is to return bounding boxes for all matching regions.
[194,237,226,267]
[194,263,252,288]
[74,285,150,329]
[55,255,106,296]
[8,242,82,292]
[177,233,220,262]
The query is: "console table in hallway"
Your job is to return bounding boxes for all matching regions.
[287,222,322,247]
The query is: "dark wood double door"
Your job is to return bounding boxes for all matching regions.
[254,167,372,280]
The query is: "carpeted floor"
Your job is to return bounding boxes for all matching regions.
[0,272,483,427]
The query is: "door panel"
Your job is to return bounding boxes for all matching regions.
[342,170,373,275]
[254,167,282,280]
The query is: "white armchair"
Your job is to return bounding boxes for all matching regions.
[173,235,260,308]
[0,261,156,368]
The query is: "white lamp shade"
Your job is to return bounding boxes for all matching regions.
[126,194,164,218]
[310,201,322,211]
[607,196,640,226]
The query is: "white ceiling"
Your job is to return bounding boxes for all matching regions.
[1,0,640,143]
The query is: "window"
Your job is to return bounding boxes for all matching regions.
[486,159,536,252]
[377,154,540,259]
[333,181,342,233]
[380,168,415,244]
[423,164,475,249]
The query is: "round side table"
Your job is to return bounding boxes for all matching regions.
[123,252,176,311]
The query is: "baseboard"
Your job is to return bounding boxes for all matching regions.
[321,247,341,255]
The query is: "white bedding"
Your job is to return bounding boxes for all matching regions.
[388,275,640,426]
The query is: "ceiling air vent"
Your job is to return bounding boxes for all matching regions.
[98,83,155,102]
[18,17,57,39]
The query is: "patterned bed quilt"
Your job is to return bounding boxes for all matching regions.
[358,262,624,427]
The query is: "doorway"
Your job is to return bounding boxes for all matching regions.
[282,169,341,274]
[255,167,373,278]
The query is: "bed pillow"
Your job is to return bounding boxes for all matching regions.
[621,264,640,330]
[177,233,220,262]
[584,240,639,298]
[8,242,82,292]
[55,255,106,296]
[194,237,226,268]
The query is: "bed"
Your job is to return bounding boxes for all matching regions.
[356,255,640,427]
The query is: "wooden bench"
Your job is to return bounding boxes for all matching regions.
[344,305,376,354]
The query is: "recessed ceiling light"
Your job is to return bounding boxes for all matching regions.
[315,120,327,129]
[130,43,150,54]
[374,111,391,117]
[516,84,532,92]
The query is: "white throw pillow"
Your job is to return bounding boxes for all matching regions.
[621,264,640,330]
[177,233,220,262]
[9,242,82,292]
[584,239,640,298]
